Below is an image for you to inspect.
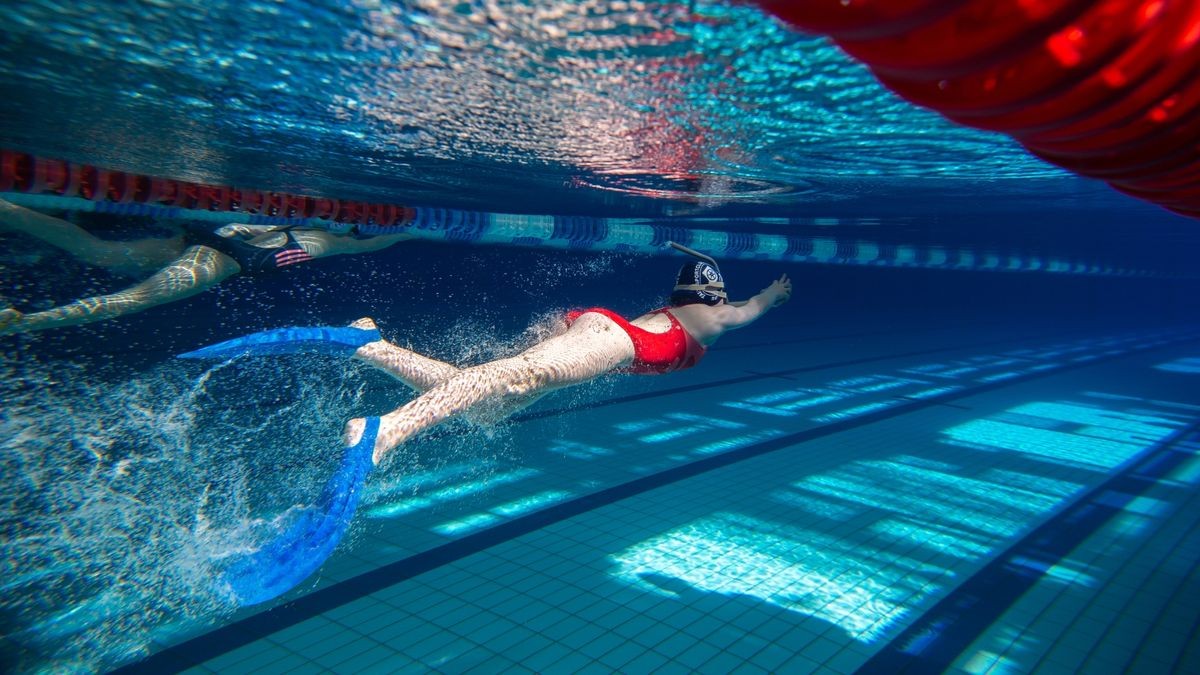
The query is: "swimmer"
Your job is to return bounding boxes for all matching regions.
[180,243,789,605]
[0,198,412,335]
[188,243,792,463]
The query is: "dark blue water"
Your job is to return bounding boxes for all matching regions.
[2,1,1199,672]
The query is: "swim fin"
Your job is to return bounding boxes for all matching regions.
[178,326,381,360]
[221,416,379,606]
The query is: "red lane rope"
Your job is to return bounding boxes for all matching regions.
[0,149,417,227]
[759,0,1200,219]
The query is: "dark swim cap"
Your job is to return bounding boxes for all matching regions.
[670,261,726,306]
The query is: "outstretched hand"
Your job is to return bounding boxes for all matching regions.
[215,223,285,239]
[767,274,792,306]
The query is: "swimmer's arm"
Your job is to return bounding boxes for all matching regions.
[719,274,792,329]
[215,223,288,238]
[292,230,414,258]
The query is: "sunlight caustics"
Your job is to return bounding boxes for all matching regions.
[770,487,867,521]
[795,462,1057,539]
[812,400,898,424]
[635,412,747,444]
[935,427,1200,675]
[433,490,574,536]
[730,387,850,412]
[547,439,615,460]
[716,332,1177,425]
[609,444,1095,644]
[690,428,786,456]
[366,468,540,520]
[1167,451,1200,486]
[903,385,965,400]
[363,461,496,506]
[1155,356,1200,373]
[611,384,1199,653]
[611,511,938,641]
[977,371,1021,383]
[721,400,799,417]
[943,401,1184,471]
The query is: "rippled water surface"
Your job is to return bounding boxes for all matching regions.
[0,0,1158,224]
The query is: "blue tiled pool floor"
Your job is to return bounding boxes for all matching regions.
[123,319,1200,673]
[949,449,1200,675]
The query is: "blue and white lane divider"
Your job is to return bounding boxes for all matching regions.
[1,191,1163,278]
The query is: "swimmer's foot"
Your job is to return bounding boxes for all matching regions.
[343,416,388,465]
[349,317,377,330]
[178,324,382,359]
[222,415,378,606]
[343,417,367,447]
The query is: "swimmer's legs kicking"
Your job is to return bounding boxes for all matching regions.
[1,245,241,335]
[349,311,636,464]
[180,315,549,425]
[348,317,548,424]
[348,318,460,392]
[0,198,185,276]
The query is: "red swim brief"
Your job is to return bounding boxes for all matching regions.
[566,307,706,375]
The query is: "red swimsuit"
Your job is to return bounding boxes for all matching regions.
[565,307,707,375]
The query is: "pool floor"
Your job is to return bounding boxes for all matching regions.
[119,315,1200,674]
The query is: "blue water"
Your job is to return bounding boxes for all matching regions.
[2,1,1199,673]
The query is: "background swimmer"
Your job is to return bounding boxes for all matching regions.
[0,198,412,335]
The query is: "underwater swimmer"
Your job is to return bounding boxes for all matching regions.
[189,243,792,464]
[351,260,790,463]
[0,198,412,335]
[180,244,789,605]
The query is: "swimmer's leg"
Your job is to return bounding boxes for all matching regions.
[222,416,377,606]
[222,314,587,604]
[181,315,544,416]
[348,318,460,392]
[0,198,185,276]
[179,316,458,381]
[292,229,414,259]
[349,312,635,464]
[350,317,545,419]
[1,245,240,335]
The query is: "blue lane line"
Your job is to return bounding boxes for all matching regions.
[112,334,1198,674]
[856,424,1200,674]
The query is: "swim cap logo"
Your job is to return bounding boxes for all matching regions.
[671,261,724,307]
